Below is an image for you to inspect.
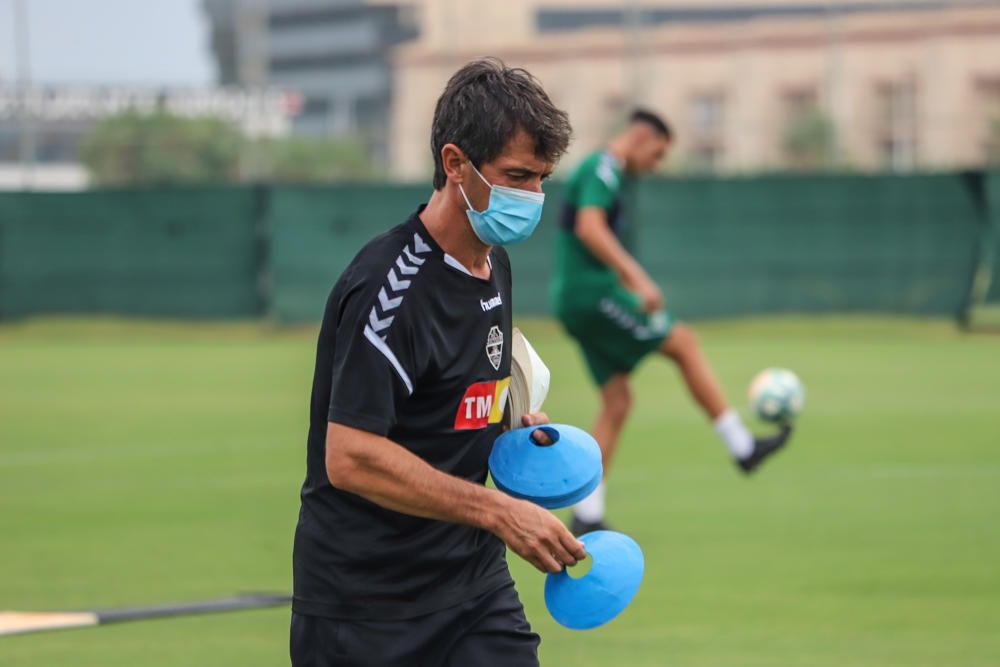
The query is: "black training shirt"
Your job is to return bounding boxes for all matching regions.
[292,207,515,620]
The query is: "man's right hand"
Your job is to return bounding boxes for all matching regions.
[491,496,587,574]
[576,208,664,313]
[623,269,664,313]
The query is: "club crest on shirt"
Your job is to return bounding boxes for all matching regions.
[486,325,503,371]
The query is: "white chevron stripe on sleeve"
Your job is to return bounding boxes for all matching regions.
[387,268,411,291]
[402,246,425,266]
[364,325,413,394]
[378,287,403,311]
[369,308,395,332]
[396,256,419,276]
[413,233,431,254]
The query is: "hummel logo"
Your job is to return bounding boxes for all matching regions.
[480,293,503,312]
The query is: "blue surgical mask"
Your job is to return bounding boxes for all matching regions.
[459,163,545,245]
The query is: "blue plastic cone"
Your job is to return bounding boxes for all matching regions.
[545,530,645,630]
[488,424,603,509]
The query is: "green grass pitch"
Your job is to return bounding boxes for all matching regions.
[1,317,998,666]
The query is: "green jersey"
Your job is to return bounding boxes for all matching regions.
[550,149,674,386]
[552,150,629,302]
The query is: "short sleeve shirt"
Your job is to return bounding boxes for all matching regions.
[292,208,516,621]
[553,150,629,302]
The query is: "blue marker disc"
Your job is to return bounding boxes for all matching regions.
[488,424,603,509]
[545,530,645,630]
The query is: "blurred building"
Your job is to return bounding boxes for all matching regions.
[202,0,419,167]
[0,87,293,190]
[390,0,1000,178]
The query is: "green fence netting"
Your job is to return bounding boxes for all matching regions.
[965,171,1000,327]
[0,173,992,323]
[0,187,261,319]
[984,172,1000,305]
[635,173,983,319]
[267,184,430,322]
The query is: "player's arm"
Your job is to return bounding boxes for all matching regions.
[325,417,585,574]
[575,206,663,312]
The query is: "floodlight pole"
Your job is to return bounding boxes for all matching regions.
[14,0,36,189]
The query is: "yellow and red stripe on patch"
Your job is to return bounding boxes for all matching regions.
[454,377,511,430]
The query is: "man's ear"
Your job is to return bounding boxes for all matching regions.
[441,143,467,185]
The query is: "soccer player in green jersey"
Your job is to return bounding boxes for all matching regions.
[552,109,793,535]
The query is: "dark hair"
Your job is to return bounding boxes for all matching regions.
[630,108,673,139]
[431,58,572,190]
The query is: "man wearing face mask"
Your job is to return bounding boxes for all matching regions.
[553,110,794,537]
[290,58,583,667]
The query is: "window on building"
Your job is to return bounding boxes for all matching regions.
[0,127,18,162]
[302,97,331,117]
[354,96,386,133]
[395,5,420,37]
[604,93,627,115]
[688,93,725,172]
[874,79,917,172]
[602,92,629,135]
[691,93,724,137]
[880,138,917,171]
[783,87,819,120]
[36,128,82,163]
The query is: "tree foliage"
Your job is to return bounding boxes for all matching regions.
[243,136,378,183]
[81,111,243,186]
[81,111,379,186]
[783,107,837,171]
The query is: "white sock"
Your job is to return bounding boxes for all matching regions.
[574,481,606,523]
[714,408,754,459]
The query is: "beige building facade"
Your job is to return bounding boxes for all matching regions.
[389,0,1000,179]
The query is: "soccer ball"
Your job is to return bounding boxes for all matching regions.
[748,368,805,423]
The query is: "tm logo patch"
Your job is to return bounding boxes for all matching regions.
[454,377,511,430]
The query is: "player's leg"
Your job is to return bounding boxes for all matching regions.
[442,584,539,667]
[659,323,728,421]
[659,321,791,472]
[564,290,669,534]
[593,373,632,473]
[572,373,632,534]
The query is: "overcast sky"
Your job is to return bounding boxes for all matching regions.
[0,0,215,86]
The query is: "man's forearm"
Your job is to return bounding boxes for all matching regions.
[576,208,646,283]
[326,422,510,532]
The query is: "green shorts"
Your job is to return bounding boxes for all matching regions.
[555,284,675,387]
